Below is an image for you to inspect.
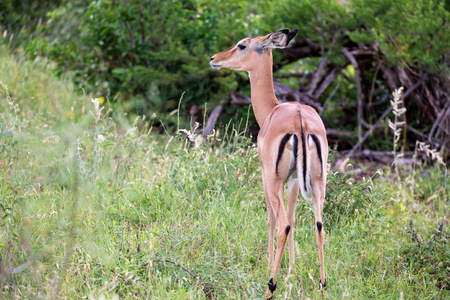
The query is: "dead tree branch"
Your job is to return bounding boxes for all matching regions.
[342,48,364,148]
[307,57,328,96]
[429,100,450,143]
[203,100,227,140]
[343,81,422,159]
[313,64,346,100]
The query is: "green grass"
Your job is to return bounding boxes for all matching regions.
[0,47,449,299]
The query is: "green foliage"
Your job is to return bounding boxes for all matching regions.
[4,0,446,140]
[264,0,450,72]
[323,170,387,230]
[263,0,354,63]
[29,0,264,128]
[402,222,449,290]
[349,0,450,72]
[1,48,449,299]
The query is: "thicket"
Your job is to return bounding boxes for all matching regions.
[1,0,448,156]
[1,1,449,297]
[0,48,448,298]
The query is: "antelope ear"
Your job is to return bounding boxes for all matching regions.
[285,29,298,45]
[262,29,298,49]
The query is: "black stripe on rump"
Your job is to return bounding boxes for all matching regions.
[299,111,307,191]
[293,134,298,168]
[309,134,323,175]
[276,133,293,174]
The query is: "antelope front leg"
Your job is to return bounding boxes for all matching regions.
[263,176,276,272]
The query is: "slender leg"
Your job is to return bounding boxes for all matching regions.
[263,174,276,272]
[287,177,299,275]
[312,183,326,290]
[265,178,290,299]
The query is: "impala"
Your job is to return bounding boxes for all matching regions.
[210,29,328,298]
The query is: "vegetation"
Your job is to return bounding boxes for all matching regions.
[0,0,449,298]
[2,0,448,154]
[0,46,448,299]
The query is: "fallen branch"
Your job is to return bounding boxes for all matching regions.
[203,100,227,140]
[326,128,354,138]
[230,93,251,106]
[339,149,415,164]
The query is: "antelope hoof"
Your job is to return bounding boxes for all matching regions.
[268,277,277,292]
[264,289,274,299]
[319,279,327,290]
[264,277,277,299]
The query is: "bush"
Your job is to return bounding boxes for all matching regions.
[30,0,266,128]
[0,0,62,47]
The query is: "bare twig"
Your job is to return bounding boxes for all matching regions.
[428,100,450,142]
[307,57,328,96]
[313,64,346,100]
[367,60,383,126]
[274,73,306,79]
[408,126,428,140]
[230,93,251,106]
[321,82,340,112]
[342,48,364,148]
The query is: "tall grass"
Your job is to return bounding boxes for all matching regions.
[0,47,449,299]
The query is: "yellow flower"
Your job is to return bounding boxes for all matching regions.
[98,96,105,105]
[66,111,73,119]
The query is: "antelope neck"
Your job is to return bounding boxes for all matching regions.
[248,51,279,127]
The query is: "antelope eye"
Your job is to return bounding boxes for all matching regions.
[237,44,246,50]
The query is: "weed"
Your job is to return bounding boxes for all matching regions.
[402,221,449,290]
[388,87,406,178]
[0,46,449,299]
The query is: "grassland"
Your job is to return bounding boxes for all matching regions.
[0,48,449,299]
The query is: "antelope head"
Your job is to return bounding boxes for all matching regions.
[210,29,298,72]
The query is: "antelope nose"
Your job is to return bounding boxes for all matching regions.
[210,56,215,61]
